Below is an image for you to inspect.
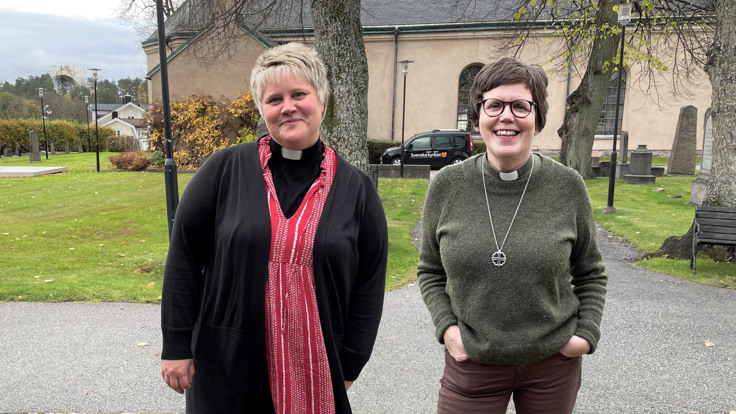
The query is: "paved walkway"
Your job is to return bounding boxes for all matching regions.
[1,229,735,413]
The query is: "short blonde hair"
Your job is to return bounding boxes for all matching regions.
[249,42,330,115]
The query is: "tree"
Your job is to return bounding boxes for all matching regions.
[118,0,184,39]
[702,0,736,208]
[0,92,39,119]
[500,0,715,178]
[312,0,370,169]
[121,0,372,169]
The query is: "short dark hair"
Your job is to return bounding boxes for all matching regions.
[469,57,549,133]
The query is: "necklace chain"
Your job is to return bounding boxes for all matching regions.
[481,155,535,267]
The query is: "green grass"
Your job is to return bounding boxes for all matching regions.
[2,153,731,301]
[585,175,734,289]
[0,151,118,172]
[378,178,428,290]
[0,153,427,301]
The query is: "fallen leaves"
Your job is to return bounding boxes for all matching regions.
[704,340,715,347]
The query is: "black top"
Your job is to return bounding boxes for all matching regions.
[161,139,388,413]
[268,138,324,218]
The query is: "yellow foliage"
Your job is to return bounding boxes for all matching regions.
[146,93,259,169]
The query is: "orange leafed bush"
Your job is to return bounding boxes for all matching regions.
[146,93,259,169]
[109,151,151,171]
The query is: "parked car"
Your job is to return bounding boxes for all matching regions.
[380,129,473,169]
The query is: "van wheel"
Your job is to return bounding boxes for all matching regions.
[451,158,464,165]
[391,157,402,165]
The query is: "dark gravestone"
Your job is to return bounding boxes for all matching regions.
[29,131,41,162]
[624,145,656,184]
[667,105,697,175]
[78,141,83,153]
[690,108,713,205]
[50,142,56,155]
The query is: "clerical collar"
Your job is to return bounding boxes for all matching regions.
[484,154,535,181]
[269,138,323,162]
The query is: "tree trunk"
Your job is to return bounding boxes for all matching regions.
[659,0,735,258]
[557,0,619,179]
[312,0,370,170]
[703,0,736,208]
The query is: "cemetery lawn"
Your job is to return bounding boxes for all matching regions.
[0,153,427,302]
[586,175,735,289]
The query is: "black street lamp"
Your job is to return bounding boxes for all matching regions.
[84,95,91,152]
[89,68,102,172]
[155,0,179,238]
[398,59,413,179]
[38,88,49,160]
[603,1,633,215]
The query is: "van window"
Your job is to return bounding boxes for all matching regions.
[411,136,431,150]
[453,135,468,148]
[434,136,452,149]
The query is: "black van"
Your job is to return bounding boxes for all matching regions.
[380,129,473,169]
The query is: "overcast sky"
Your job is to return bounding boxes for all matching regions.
[0,1,149,84]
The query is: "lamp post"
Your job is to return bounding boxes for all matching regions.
[89,68,102,172]
[603,2,632,215]
[38,88,49,160]
[155,0,179,238]
[84,95,91,152]
[398,59,413,179]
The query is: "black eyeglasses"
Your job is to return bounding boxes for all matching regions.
[479,98,537,118]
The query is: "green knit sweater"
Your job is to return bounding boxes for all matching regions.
[418,153,608,365]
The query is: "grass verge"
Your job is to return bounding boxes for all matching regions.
[585,175,734,289]
[0,153,427,301]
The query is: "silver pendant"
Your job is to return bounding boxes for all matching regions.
[492,251,506,267]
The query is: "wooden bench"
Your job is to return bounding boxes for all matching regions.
[691,205,736,274]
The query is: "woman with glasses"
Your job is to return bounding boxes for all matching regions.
[418,57,608,413]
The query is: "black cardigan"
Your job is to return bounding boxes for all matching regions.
[161,139,388,413]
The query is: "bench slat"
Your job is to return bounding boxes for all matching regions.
[697,219,736,229]
[698,237,736,245]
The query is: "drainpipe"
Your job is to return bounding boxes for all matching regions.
[391,27,399,141]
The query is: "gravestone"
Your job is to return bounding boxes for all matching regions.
[690,108,713,205]
[29,131,41,162]
[16,142,20,156]
[78,141,83,153]
[624,144,656,184]
[50,142,56,155]
[667,105,697,175]
[64,142,70,154]
[615,130,630,178]
[3,147,12,157]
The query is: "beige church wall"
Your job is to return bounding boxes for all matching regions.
[145,29,712,153]
[145,36,267,103]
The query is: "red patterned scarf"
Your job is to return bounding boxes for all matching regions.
[260,137,337,414]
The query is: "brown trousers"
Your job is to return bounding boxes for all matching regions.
[438,350,582,414]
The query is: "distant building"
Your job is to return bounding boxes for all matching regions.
[90,95,150,148]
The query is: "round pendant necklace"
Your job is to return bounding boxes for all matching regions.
[481,155,535,267]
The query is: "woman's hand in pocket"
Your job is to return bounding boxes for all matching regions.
[559,335,590,357]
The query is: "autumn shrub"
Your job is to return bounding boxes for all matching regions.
[146,92,259,169]
[109,151,151,171]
